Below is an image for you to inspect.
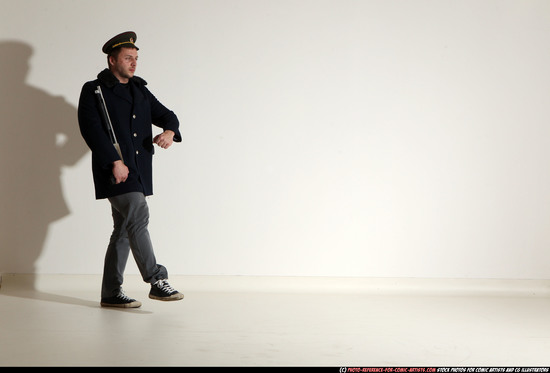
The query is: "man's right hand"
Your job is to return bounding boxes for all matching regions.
[112,160,129,184]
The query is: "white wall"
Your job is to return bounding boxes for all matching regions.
[1,0,549,279]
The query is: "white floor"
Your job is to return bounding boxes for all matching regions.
[1,274,549,367]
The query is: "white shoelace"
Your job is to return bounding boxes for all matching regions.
[155,279,176,294]
[116,289,134,301]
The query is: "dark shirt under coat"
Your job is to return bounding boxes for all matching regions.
[78,69,181,199]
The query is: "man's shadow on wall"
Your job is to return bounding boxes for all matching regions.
[0,41,93,305]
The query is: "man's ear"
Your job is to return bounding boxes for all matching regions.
[108,55,115,67]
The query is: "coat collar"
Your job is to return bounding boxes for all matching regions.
[97,68,147,88]
[97,69,147,104]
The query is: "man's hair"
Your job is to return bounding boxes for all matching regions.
[107,46,137,68]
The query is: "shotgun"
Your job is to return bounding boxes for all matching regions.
[94,85,124,162]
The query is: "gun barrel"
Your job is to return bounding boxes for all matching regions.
[95,86,124,161]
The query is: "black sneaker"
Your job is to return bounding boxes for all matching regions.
[101,289,142,308]
[149,279,184,301]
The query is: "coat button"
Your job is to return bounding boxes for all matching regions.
[132,114,136,119]
[133,133,137,137]
[136,150,139,155]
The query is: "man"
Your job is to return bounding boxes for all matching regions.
[78,31,183,308]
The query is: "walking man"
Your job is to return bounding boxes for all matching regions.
[78,31,183,308]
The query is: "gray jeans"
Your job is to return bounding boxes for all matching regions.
[101,192,167,298]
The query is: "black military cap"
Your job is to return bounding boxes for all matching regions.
[102,31,139,54]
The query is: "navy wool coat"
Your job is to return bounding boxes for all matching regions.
[78,69,181,199]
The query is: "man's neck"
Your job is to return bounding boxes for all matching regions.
[110,69,129,84]
[116,76,129,84]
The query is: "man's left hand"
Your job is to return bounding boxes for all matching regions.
[153,130,175,149]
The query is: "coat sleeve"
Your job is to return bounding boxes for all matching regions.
[77,82,122,168]
[145,87,182,142]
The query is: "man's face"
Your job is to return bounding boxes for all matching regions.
[109,47,138,83]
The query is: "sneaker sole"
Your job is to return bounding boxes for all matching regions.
[149,293,184,301]
[100,301,142,308]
